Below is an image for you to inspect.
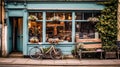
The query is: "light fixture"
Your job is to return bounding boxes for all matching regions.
[68,14,72,20]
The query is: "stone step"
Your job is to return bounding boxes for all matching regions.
[9,52,23,58]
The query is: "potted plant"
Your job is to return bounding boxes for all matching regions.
[28,15,38,21]
[30,37,39,43]
[103,45,117,59]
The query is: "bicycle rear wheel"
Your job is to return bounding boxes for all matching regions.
[50,48,62,59]
[29,47,42,59]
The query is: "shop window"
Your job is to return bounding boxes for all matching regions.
[46,21,72,42]
[46,12,72,42]
[93,13,101,18]
[46,12,72,20]
[29,12,43,20]
[28,21,43,43]
[75,12,82,20]
[76,22,98,39]
[84,12,92,20]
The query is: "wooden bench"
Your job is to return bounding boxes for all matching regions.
[78,44,104,60]
[75,33,104,59]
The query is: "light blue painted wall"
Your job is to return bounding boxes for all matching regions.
[23,9,28,55]
[27,2,104,10]
[8,10,23,17]
[6,11,12,54]
[27,44,74,55]
[5,2,105,55]
[6,2,104,10]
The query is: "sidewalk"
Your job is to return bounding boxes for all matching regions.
[0,58,120,66]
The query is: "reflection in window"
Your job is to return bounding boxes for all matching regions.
[76,22,96,39]
[46,12,72,20]
[46,21,72,42]
[29,12,43,20]
[84,13,92,20]
[75,12,82,20]
[28,21,42,43]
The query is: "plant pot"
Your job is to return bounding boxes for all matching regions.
[105,51,117,59]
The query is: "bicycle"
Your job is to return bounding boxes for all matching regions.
[29,38,63,59]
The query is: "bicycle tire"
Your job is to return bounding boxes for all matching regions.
[50,48,62,59]
[29,47,42,59]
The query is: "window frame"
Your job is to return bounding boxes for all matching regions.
[27,11,101,44]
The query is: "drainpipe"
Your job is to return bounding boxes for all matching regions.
[0,0,2,57]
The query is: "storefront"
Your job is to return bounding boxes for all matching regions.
[4,0,105,56]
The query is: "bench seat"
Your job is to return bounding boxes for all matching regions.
[77,44,104,60]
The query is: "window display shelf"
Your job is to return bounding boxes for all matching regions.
[75,20,88,22]
[36,20,43,22]
[46,20,72,22]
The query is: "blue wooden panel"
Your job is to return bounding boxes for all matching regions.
[23,10,28,55]
[6,2,104,10]
[7,3,25,9]
[8,10,23,17]
[27,44,74,55]
[6,12,13,54]
[72,12,75,43]
[27,2,104,10]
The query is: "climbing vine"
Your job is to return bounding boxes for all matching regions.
[96,0,118,49]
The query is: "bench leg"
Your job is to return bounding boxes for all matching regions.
[78,50,82,60]
[118,52,119,59]
[100,52,103,59]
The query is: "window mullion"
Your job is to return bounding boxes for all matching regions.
[72,12,75,43]
[43,11,46,43]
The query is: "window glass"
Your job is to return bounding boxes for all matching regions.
[46,12,72,20]
[46,12,72,42]
[84,12,92,20]
[75,12,82,20]
[93,13,101,18]
[76,22,96,39]
[29,12,43,20]
[28,21,43,43]
[46,21,72,42]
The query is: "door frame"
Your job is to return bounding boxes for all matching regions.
[9,17,23,53]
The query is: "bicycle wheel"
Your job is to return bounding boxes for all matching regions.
[29,47,42,59]
[50,48,62,59]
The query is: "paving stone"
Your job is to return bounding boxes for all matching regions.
[66,59,80,65]
[54,60,67,65]
[0,58,16,63]
[41,60,54,65]
[25,59,41,64]
[12,58,29,64]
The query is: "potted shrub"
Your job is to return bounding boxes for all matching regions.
[103,45,117,59]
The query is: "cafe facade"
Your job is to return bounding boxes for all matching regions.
[4,0,105,56]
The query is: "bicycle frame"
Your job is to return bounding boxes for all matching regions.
[29,42,62,59]
[39,44,57,55]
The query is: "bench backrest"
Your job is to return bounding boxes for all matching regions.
[83,44,102,49]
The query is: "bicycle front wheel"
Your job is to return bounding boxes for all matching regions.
[50,48,62,59]
[29,47,42,59]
